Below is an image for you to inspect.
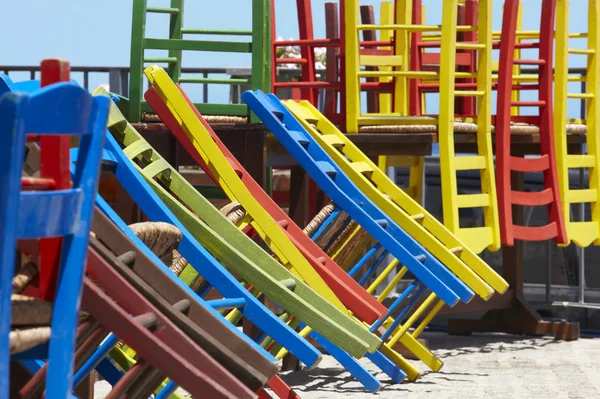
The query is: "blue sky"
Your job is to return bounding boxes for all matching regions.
[0,0,589,119]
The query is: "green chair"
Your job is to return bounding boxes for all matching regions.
[128,0,271,123]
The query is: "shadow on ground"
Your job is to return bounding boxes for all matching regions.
[279,332,564,394]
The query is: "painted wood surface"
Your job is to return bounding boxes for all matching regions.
[85,241,253,399]
[244,90,476,377]
[143,66,356,315]
[286,100,508,296]
[0,65,109,397]
[495,0,568,245]
[554,0,600,247]
[128,0,270,122]
[95,86,380,358]
[343,0,500,254]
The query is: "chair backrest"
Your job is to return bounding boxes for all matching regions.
[99,83,380,358]
[244,89,473,305]
[128,0,271,122]
[0,65,109,397]
[285,98,508,295]
[554,0,600,247]
[495,0,567,245]
[144,65,388,325]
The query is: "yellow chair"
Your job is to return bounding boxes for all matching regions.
[344,0,500,254]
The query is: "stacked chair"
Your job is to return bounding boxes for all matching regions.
[1,59,286,398]
[143,63,509,389]
[5,0,599,396]
[128,0,271,122]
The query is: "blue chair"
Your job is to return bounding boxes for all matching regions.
[0,83,109,397]
[243,90,480,378]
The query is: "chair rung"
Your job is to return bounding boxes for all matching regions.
[321,134,345,149]
[206,298,246,310]
[357,24,442,32]
[456,42,485,50]
[144,57,178,64]
[515,42,540,49]
[511,100,546,107]
[360,55,403,67]
[350,161,375,175]
[133,312,157,329]
[178,77,249,85]
[514,59,545,65]
[567,188,598,204]
[181,28,253,36]
[456,193,490,208]
[146,7,180,14]
[455,155,486,171]
[513,223,558,241]
[510,155,549,173]
[288,130,310,148]
[357,70,475,79]
[454,90,485,97]
[511,188,554,206]
[567,92,594,99]
[566,154,595,168]
[279,278,297,290]
[375,219,388,228]
[276,58,309,65]
[411,213,425,222]
[116,251,137,267]
[21,177,56,190]
[315,161,338,177]
[569,48,595,55]
[172,299,191,314]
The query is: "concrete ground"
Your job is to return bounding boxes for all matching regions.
[94,332,600,398]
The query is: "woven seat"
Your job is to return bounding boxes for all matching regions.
[142,112,248,125]
[129,221,188,277]
[10,264,88,355]
[358,121,587,134]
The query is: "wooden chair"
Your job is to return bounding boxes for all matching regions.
[245,89,490,372]
[143,67,457,385]
[554,0,600,247]
[143,69,425,390]
[128,0,271,123]
[495,0,567,245]
[343,0,500,254]
[282,98,509,364]
[85,209,279,398]
[96,92,387,394]
[5,73,276,398]
[0,59,109,397]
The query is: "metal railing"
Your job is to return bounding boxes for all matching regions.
[1,65,312,104]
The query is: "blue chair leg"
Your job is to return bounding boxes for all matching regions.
[309,331,382,393]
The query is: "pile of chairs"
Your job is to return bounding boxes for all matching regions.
[272,0,600,253]
[2,0,597,397]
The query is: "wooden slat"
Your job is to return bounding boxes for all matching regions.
[360,55,403,67]
[143,38,252,53]
[454,155,486,171]
[566,154,595,168]
[456,193,490,208]
[510,188,554,206]
[510,155,549,172]
[567,188,598,204]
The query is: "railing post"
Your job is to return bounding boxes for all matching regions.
[109,68,127,96]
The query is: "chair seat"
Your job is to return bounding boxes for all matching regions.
[142,112,248,125]
[10,263,89,355]
[128,221,188,276]
[358,121,587,134]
